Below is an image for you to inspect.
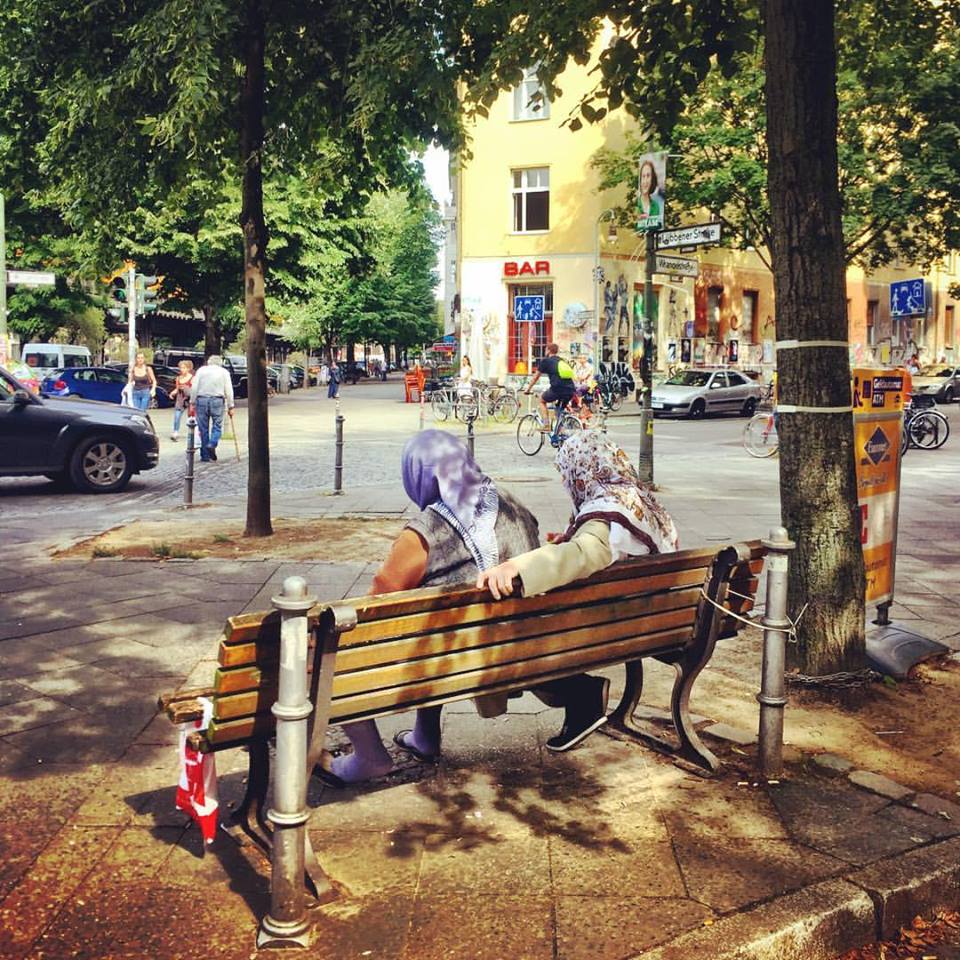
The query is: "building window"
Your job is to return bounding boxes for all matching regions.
[742,291,758,343]
[507,283,553,374]
[867,299,878,346]
[512,168,550,232]
[512,66,551,121]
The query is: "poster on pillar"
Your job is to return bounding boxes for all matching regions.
[637,152,667,232]
[632,288,658,372]
[852,368,906,605]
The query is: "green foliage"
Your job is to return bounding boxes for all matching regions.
[590,1,960,271]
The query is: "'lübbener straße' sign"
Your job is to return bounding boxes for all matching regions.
[656,222,722,250]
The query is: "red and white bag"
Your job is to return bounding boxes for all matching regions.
[175,698,219,844]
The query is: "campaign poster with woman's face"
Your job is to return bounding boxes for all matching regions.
[637,152,667,232]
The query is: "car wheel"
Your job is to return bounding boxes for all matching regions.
[741,397,757,417]
[945,387,955,403]
[68,435,134,494]
[687,399,706,419]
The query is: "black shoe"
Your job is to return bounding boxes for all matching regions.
[207,446,217,461]
[545,676,610,752]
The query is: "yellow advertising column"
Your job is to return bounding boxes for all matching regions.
[852,367,907,624]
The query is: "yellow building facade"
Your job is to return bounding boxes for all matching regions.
[451,42,960,380]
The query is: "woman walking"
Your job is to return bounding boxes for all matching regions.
[128,352,156,412]
[168,359,194,440]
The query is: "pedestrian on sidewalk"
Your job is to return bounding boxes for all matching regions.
[189,355,235,462]
[316,429,541,786]
[168,359,194,441]
[127,351,157,412]
[327,361,341,399]
[477,431,680,750]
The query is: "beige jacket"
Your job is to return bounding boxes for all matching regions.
[513,519,613,596]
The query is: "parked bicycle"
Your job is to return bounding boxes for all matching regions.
[743,410,779,458]
[516,397,583,456]
[901,399,950,453]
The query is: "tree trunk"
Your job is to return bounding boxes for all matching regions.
[239,0,272,537]
[203,304,221,357]
[346,342,355,364]
[765,0,865,675]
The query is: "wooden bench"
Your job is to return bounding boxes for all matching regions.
[161,540,763,890]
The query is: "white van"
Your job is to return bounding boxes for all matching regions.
[20,343,92,380]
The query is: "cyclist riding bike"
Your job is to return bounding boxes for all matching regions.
[525,342,576,429]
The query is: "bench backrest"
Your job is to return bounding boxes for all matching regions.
[198,541,763,751]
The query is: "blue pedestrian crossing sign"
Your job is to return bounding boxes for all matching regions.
[889,279,925,318]
[513,295,545,322]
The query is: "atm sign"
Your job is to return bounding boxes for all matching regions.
[504,260,550,277]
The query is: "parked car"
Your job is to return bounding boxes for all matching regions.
[651,368,763,418]
[912,365,960,404]
[340,361,369,385]
[41,366,173,408]
[0,365,159,492]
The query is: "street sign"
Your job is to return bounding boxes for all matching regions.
[889,278,925,318]
[513,295,545,322]
[656,222,722,251]
[6,269,55,287]
[654,254,699,278]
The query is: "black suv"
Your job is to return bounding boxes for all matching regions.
[0,365,159,493]
[153,350,251,399]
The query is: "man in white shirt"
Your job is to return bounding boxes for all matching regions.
[189,355,235,462]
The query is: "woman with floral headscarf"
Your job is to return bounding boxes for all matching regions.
[476,432,679,750]
[318,429,540,785]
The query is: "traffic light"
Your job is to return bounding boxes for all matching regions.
[107,276,127,319]
[137,274,160,314]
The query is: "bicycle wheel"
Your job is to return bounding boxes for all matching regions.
[556,413,583,446]
[516,414,545,456]
[608,390,623,413]
[743,413,779,458]
[431,392,451,422]
[494,394,520,423]
[455,393,479,422]
[910,410,950,449]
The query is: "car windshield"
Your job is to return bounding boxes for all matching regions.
[665,371,712,387]
[936,369,953,377]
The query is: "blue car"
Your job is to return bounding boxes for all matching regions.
[41,366,173,408]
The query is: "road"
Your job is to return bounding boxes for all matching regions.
[0,377,955,544]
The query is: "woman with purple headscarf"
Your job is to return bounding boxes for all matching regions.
[318,429,540,785]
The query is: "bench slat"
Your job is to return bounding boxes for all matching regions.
[211,609,696,725]
[341,568,710,648]
[202,623,693,750]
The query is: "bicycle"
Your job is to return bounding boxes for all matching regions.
[516,397,583,456]
[901,400,950,454]
[743,410,779,458]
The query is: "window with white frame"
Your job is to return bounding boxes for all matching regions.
[512,66,551,121]
[511,167,550,232]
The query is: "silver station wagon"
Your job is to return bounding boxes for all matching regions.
[651,368,763,419]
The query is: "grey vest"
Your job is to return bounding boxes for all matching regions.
[405,490,540,587]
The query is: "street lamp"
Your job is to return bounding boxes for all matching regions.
[593,209,618,365]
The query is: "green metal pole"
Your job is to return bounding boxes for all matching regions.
[637,229,656,483]
[0,192,7,364]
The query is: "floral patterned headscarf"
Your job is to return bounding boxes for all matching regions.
[554,432,679,560]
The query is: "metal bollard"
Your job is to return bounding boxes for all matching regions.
[334,399,344,494]
[466,416,475,459]
[257,576,318,950]
[757,526,796,779]
[183,416,197,506]
[419,392,425,430]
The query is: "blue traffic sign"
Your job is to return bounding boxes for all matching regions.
[513,295,545,322]
[889,279,925,318]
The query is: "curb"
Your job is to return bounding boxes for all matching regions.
[630,836,960,959]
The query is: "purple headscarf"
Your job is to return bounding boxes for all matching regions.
[401,429,500,570]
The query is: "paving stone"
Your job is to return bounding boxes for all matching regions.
[309,828,424,898]
[814,752,854,775]
[703,722,758,745]
[672,837,846,913]
[403,894,553,960]
[635,878,875,960]
[908,792,960,823]
[556,896,712,960]
[848,769,913,800]
[847,836,960,938]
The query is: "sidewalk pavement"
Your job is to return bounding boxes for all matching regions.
[1,468,959,959]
